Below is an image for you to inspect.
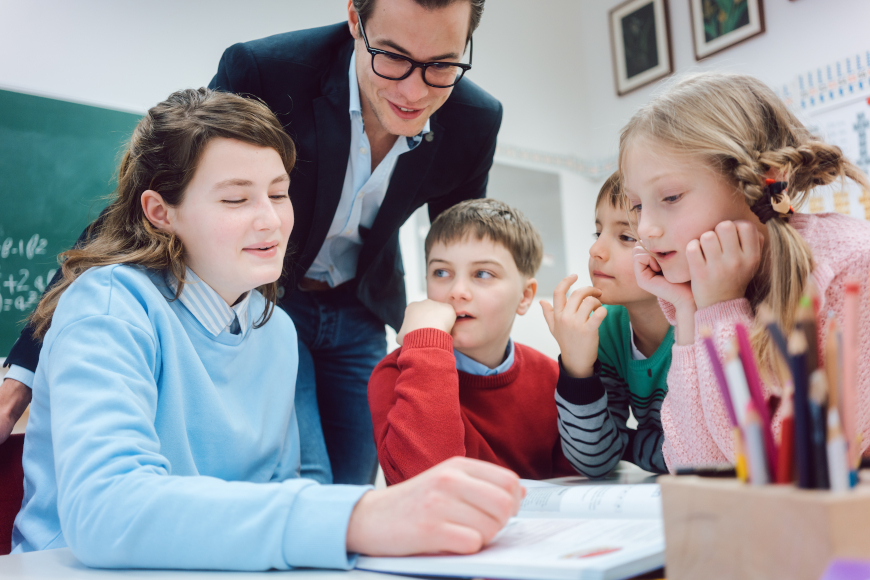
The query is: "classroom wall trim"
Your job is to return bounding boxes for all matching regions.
[495,144,617,181]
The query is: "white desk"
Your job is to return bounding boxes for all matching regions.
[0,464,661,579]
[0,548,416,580]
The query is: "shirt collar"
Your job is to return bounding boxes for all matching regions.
[173,269,251,337]
[349,49,431,147]
[455,339,515,376]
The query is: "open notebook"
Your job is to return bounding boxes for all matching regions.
[356,479,664,580]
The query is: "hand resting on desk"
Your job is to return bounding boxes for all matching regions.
[346,456,524,556]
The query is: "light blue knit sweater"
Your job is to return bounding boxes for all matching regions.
[12,264,368,570]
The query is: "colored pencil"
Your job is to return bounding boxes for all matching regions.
[789,329,814,489]
[744,402,769,485]
[701,328,738,427]
[723,340,751,427]
[732,427,749,483]
[758,304,790,368]
[827,405,851,492]
[825,315,843,419]
[843,278,860,471]
[808,370,831,489]
[735,322,778,477]
[796,294,818,373]
[775,386,795,484]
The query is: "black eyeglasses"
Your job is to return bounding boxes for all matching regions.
[357,17,472,89]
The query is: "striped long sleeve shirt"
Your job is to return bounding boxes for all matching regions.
[556,305,674,478]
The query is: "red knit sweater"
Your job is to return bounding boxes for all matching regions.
[368,327,577,484]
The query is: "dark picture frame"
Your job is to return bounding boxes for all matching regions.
[689,0,766,60]
[609,0,673,96]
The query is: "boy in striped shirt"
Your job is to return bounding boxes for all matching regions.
[544,173,673,477]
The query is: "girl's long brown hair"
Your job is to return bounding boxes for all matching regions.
[29,88,296,339]
[619,72,870,379]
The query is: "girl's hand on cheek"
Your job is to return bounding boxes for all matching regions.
[687,220,762,310]
[632,245,695,311]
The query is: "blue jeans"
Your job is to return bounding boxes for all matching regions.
[283,284,386,485]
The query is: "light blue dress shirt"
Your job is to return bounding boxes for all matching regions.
[454,339,516,376]
[304,50,430,287]
[172,268,251,337]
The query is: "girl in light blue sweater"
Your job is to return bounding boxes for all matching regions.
[11,88,522,570]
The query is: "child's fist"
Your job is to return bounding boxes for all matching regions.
[540,275,607,379]
[397,299,457,345]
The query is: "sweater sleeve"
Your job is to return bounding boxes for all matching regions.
[46,314,367,571]
[555,360,627,478]
[661,298,758,470]
[367,328,466,485]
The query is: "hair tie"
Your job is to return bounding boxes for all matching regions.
[751,179,794,224]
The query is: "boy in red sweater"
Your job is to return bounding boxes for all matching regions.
[368,198,584,484]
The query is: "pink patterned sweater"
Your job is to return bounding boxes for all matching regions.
[659,212,870,470]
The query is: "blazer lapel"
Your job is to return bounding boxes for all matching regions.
[297,43,354,271]
[357,117,444,275]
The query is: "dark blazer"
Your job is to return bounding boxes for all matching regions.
[5,23,502,373]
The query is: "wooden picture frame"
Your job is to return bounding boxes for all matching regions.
[689,0,766,60]
[609,0,673,96]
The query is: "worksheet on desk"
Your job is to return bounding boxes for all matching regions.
[356,516,664,580]
[518,479,663,520]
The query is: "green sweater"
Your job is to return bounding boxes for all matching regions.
[555,305,673,477]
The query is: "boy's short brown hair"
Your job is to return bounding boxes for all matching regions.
[595,171,623,210]
[424,198,543,278]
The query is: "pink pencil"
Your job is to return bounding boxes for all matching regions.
[844,278,860,469]
[735,322,778,477]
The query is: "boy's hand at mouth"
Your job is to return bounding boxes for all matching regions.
[540,274,606,379]
[397,299,458,346]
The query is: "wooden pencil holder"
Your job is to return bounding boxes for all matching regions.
[659,475,870,580]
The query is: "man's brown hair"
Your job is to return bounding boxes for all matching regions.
[352,0,484,43]
[424,198,543,278]
[595,171,623,211]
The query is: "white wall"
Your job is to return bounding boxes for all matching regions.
[575,0,870,158]
[0,0,346,112]
[3,0,867,156]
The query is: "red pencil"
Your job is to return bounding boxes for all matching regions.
[776,389,795,484]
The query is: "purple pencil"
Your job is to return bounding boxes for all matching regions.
[701,328,738,427]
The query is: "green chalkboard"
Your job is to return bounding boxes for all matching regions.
[0,89,141,357]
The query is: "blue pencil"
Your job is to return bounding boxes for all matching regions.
[789,329,814,489]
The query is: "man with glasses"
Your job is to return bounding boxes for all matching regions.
[211,0,498,486]
[0,0,500,489]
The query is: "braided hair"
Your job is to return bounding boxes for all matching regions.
[618,72,870,379]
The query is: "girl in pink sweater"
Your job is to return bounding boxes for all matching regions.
[620,72,870,470]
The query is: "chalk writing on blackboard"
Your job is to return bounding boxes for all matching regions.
[0,233,56,315]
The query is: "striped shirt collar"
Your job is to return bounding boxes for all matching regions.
[172,269,251,337]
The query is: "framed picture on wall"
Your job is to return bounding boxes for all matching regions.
[609,0,673,96]
[689,0,765,60]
